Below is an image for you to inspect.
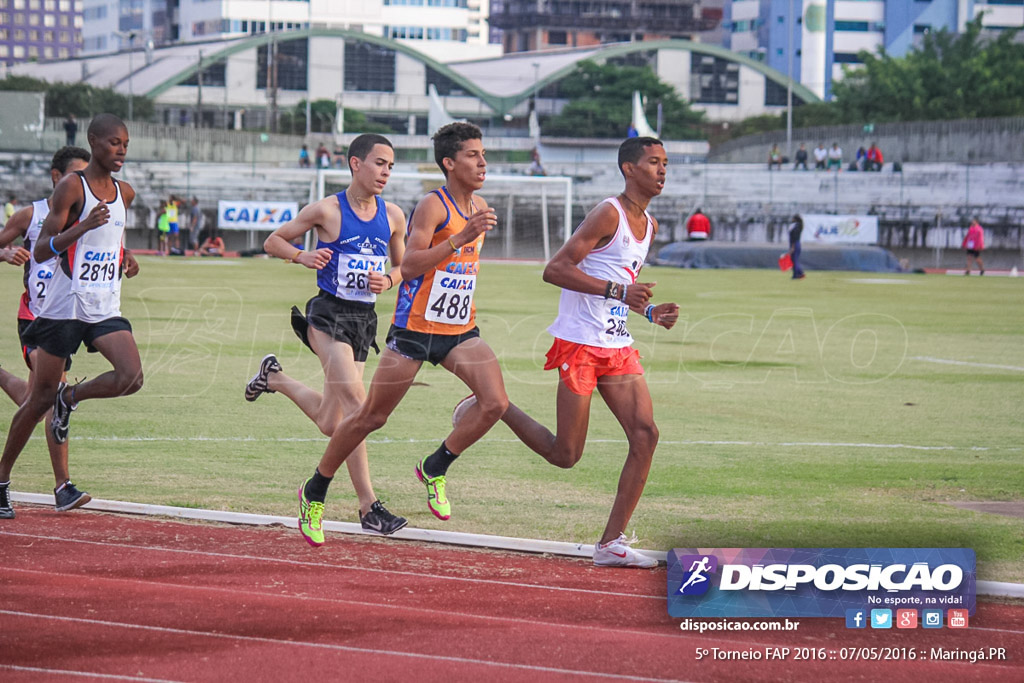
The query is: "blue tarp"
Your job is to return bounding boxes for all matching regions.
[653,242,904,272]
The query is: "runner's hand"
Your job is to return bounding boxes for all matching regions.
[79,203,110,232]
[296,247,332,270]
[624,282,654,308]
[367,271,389,294]
[123,251,140,278]
[0,246,31,266]
[651,302,680,330]
[457,207,497,246]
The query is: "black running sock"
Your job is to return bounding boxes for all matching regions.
[304,469,333,503]
[423,442,459,478]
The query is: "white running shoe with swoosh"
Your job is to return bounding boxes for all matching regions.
[593,532,659,568]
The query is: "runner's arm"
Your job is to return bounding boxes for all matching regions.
[264,199,332,269]
[0,207,32,264]
[33,174,98,262]
[370,201,407,293]
[543,202,653,309]
[401,194,496,281]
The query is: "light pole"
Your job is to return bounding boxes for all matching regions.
[114,31,137,120]
[786,0,794,159]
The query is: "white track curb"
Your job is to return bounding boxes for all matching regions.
[12,491,1023,598]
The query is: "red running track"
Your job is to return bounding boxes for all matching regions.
[0,505,1021,682]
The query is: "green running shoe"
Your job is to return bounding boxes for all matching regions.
[415,457,450,520]
[298,479,325,547]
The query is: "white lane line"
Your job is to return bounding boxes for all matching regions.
[0,609,686,683]
[0,530,662,601]
[913,356,1024,372]
[61,435,1020,452]
[0,665,180,682]
[3,566,679,641]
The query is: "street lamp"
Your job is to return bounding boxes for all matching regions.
[113,30,137,120]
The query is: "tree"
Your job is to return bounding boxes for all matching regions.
[281,99,393,135]
[0,75,153,120]
[542,61,705,139]
[832,16,1024,122]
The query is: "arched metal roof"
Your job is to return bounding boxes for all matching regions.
[146,31,821,115]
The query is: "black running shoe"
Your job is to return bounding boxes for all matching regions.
[0,482,14,519]
[54,480,91,512]
[51,381,77,444]
[360,500,408,535]
[245,354,282,402]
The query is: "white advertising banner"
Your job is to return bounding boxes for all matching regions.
[217,200,298,231]
[802,214,878,245]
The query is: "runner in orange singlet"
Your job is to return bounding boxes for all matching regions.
[295,122,507,546]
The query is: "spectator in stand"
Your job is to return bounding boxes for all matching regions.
[768,144,783,171]
[793,143,809,170]
[827,143,843,171]
[316,143,331,168]
[813,143,828,170]
[867,142,884,171]
[855,146,868,171]
[299,145,312,168]
[962,217,985,276]
[686,208,711,241]
[528,148,547,176]
[64,114,78,146]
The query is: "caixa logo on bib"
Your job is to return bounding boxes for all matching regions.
[667,548,975,618]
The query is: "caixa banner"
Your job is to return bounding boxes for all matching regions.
[667,548,975,618]
[217,200,298,230]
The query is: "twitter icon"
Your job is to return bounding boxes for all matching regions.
[871,609,893,629]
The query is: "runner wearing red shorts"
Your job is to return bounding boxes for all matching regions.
[465,137,679,567]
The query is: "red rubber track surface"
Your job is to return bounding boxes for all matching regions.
[0,506,1021,682]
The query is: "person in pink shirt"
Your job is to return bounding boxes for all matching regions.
[962,218,985,275]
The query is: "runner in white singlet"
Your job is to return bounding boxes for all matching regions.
[463,137,681,568]
[0,117,143,520]
[0,146,122,516]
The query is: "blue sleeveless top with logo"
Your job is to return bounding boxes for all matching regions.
[317,192,391,303]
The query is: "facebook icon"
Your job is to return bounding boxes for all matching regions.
[846,609,867,629]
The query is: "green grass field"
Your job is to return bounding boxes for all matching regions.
[2,258,1022,582]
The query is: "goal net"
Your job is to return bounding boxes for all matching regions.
[316,169,574,261]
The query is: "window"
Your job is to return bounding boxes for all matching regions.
[547,30,566,44]
[257,38,308,91]
[833,52,863,63]
[913,24,931,34]
[764,78,789,106]
[834,21,869,31]
[426,65,467,96]
[344,40,395,92]
[691,55,739,104]
[182,59,227,87]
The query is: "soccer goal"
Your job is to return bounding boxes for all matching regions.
[316,169,574,261]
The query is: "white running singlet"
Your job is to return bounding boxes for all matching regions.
[25,199,58,318]
[39,173,127,322]
[547,197,653,349]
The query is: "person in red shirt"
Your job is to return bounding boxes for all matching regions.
[867,142,884,171]
[686,208,711,241]
[962,218,985,275]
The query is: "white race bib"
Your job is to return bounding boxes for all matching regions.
[71,247,119,293]
[601,301,631,343]
[336,253,386,303]
[424,272,476,326]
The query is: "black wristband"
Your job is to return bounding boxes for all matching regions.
[604,280,614,299]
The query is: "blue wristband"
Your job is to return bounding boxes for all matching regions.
[644,304,655,323]
[49,236,61,256]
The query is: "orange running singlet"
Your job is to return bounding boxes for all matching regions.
[393,187,483,335]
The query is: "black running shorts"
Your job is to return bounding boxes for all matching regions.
[291,290,379,363]
[21,316,133,359]
[385,325,481,366]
